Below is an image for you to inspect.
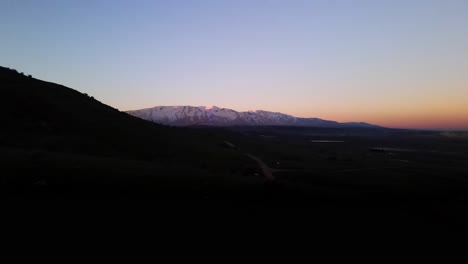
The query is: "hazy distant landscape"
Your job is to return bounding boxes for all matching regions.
[2,66,468,260]
[126,105,380,128]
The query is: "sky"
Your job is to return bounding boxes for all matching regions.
[1,0,468,130]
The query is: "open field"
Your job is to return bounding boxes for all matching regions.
[3,126,468,260]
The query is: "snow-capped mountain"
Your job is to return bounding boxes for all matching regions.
[126,105,380,128]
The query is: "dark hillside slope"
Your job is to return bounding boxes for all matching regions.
[1,66,177,159]
[0,66,257,196]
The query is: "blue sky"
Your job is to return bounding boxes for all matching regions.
[1,0,468,129]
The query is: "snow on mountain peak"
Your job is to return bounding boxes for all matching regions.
[126,105,380,128]
[205,105,218,110]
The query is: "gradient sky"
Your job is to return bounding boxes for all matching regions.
[1,0,468,129]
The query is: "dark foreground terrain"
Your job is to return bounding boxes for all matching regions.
[1,66,468,260]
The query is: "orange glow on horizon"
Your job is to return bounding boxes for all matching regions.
[290,103,468,130]
[292,113,468,130]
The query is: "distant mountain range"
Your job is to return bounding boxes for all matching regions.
[126,105,381,128]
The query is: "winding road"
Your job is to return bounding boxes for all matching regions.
[244,153,275,181]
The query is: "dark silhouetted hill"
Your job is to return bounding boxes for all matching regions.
[0,66,260,198]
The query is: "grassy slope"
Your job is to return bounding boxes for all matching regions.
[0,66,260,198]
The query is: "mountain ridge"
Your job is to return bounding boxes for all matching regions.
[126,105,381,128]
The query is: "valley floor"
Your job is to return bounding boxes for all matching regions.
[2,127,468,260]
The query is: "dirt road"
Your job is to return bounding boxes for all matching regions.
[244,153,275,181]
